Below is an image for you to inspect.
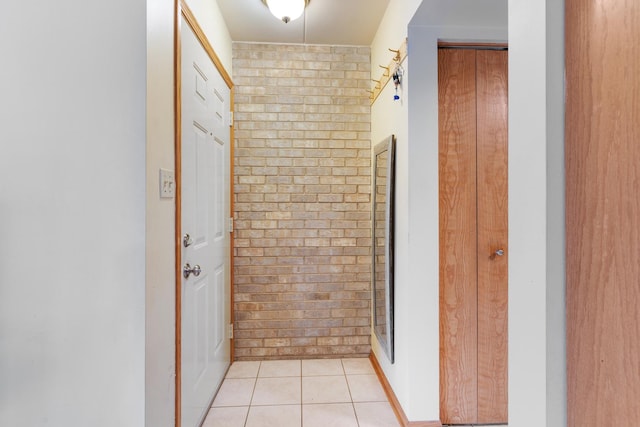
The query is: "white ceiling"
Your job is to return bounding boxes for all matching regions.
[216,0,391,45]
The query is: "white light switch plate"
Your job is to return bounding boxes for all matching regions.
[159,168,175,198]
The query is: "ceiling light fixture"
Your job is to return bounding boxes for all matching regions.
[261,0,310,24]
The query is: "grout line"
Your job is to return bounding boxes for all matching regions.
[344,361,356,405]
[352,399,361,427]
[242,404,249,427]
[245,361,260,424]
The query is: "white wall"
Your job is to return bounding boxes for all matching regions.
[369,2,424,418]
[371,0,423,78]
[146,0,233,425]
[146,0,178,424]
[509,1,566,426]
[545,3,566,425]
[0,0,146,426]
[373,0,566,424]
[185,0,234,72]
[370,53,413,414]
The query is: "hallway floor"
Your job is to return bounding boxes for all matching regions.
[202,358,400,427]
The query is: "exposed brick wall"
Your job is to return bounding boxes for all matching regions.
[232,42,372,359]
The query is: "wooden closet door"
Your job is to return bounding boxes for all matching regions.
[476,49,508,424]
[439,48,479,424]
[439,48,508,425]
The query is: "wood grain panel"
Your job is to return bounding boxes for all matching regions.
[475,49,508,424]
[566,0,640,425]
[439,48,478,424]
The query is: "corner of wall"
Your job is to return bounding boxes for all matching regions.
[508,0,566,425]
[146,0,178,425]
[544,1,566,425]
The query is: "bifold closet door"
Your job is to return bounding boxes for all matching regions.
[439,48,479,424]
[439,48,508,425]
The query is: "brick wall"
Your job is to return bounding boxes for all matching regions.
[232,42,372,359]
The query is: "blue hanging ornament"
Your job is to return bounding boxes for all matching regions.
[392,68,402,101]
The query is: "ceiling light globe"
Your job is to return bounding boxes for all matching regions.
[266,0,306,23]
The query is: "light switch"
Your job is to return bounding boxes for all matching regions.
[159,168,175,198]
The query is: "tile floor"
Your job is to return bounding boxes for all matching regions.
[202,358,401,427]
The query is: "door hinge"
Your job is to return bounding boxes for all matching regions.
[228,111,233,127]
[228,324,234,339]
[228,217,234,233]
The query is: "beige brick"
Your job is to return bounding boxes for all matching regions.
[233,42,372,361]
[293,176,320,185]
[292,211,318,219]
[251,220,278,229]
[319,176,346,185]
[345,194,370,203]
[303,185,331,194]
[265,211,291,220]
[291,229,319,238]
[317,194,343,203]
[264,338,291,347]
[266,176,293,184]
[266,157,293,167]
[291,338,317,346]
[277,95,305,104]
[331,238,357,247]
[290,194,318,203]
[318,337,343,346]
[318,265,345,274]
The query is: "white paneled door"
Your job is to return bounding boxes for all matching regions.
[180,15,231,427]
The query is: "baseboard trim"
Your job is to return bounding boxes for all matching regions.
[369,352,443,427]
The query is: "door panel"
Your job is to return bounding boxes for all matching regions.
[439,48,479,424]
[439,47,508,425]
[180,15,231,427]
[214,138,225,241]
[213,265,225,350]
[566,0,640,425]
[195,276,208,379]
[196,128,211,246]
[476,49,508,424]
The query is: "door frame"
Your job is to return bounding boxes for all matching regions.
[174,1,235,425]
